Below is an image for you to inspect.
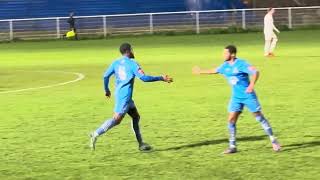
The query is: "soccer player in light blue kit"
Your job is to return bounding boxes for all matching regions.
[193,45,280,154]
[90,43,173,151]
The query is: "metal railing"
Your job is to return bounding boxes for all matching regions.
[0,6,319,41]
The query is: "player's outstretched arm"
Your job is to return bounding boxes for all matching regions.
[138,73,173,83]
[192,66,218,75]
[132,62,173,83]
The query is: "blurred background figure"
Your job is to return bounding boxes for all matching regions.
[264,8,280,57]
[67,12,78,40]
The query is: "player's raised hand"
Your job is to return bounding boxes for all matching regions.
[162,75,173,83]
[192,66,201,75]
[105,90,111,98]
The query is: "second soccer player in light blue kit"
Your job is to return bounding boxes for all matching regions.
[90,43,173,152]
[193,45,280,154]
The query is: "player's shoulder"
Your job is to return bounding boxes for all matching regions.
[128,58,137,63]
[127,58,140,67]
[236,58,250,65]
[111,57,122,64]
[219,60,228,66]
[217,61,228,69]
[112,56,130,65]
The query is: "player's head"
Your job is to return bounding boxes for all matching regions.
[267,8,275,14]
[120,43,134,58]
[223,45,237,61]
[70,12,74,17]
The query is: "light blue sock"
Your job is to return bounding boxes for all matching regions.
[95,118,118,136]
[256,115,274,139]
[228,122,236,148]
[132,118,143,145]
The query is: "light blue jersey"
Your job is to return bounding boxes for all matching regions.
[216,58,257,99]
[216,58,261,112]
[103,56,163,114]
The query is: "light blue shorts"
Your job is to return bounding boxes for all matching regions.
[228,97,261,113]
[114,100,136,115]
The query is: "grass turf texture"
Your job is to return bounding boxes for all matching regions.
[0,30,319,179]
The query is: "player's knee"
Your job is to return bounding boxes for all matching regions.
[135,114,140,121]
[130,111,140,121]
[228,119,236,123]
[228,116,237,123]
[113,114,124,124]
[228,112,240,123]
[115,119,122,125]
[255,113,265,123]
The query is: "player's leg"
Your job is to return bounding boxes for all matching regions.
[93,113,124,137]
[127,102,152,151]
[72,27,78,40]
[224,112,241,154]
[245,97,281,151]
[89,113,124,150]
[89,101,128,150]
[269,32,278,55]
[264,33,272,56]
[253,111,280,152]
[224,98,243,154]
[264,40,272,56]
[127,107,142,145]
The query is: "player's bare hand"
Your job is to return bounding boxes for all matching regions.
[105,91,111,98]
[192,66,201,75]
[162,75,173,83]
[246,86,254,93]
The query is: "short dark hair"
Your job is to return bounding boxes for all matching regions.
[267,7,273,12]
[225,45,237,55]
[119,43,132,54]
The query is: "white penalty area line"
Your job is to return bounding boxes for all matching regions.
[0,71,85,94]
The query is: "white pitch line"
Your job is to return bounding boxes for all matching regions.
[0,71,85,94]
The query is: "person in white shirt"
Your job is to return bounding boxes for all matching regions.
[264,8,280,57]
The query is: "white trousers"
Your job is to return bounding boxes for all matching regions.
[264,32,278,55]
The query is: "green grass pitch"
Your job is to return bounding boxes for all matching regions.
[0,30,319,179]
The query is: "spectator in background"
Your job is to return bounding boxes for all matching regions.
[264,8,280,57]
[67,12,78,40]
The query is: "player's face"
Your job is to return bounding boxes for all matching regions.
[223,49,231,61]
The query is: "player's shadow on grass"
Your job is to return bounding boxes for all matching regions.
[281,140,320,152]
[155,135,266,152]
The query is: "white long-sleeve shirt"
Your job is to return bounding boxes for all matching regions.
[264,13,279,34]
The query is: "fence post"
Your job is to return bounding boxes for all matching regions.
[56,18,60,38]
[149,13,154,34]
[103,16,107,38]
[196,11,200,34]
[242,10,246,29]
[288,8,292,29]
[9,20,13,41]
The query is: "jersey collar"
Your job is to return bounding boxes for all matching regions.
[226,58,238,66]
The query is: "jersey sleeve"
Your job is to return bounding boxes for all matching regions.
[131,61,144,78]
[103,62,115,92]
[239,61,257,75]
[215,64,224,74]
[131,60,163,82]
